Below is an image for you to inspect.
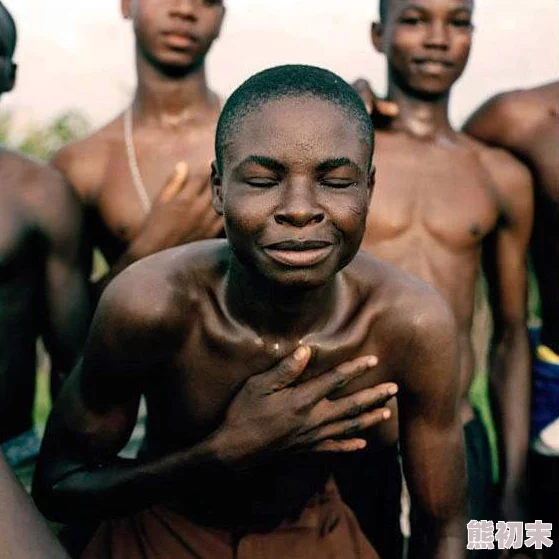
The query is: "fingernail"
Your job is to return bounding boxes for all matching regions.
[294,346,309,360]
[382,410,391,419]
[367,356,378,367]
[388,384,398,396]
[176,161,187,173]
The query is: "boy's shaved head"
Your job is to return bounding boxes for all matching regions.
[215,64,374,173]
[0,1,16,56]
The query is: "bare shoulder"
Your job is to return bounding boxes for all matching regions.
[464,86,550,148]
[51,114,124,203]
[100,239,229,334]
[0,149,80,225]
[348,251,456,347]
[459,133,533,215]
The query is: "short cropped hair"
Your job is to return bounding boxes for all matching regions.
[379,0,388,22]
[215,64,374,173]
[0,2,16,56]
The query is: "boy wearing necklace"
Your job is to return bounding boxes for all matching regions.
[35,65,468,559]
[52,0,225,290]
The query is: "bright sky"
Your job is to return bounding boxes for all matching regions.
[3,0,559,130]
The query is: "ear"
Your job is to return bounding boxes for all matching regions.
[211,161,224,215]
[215,5,227,39]
[367,165,376,204]
[7,61,16,92]
[371,21,385,54]
[121,0,132,19]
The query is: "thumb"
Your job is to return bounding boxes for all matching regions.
[258,345,312,392]
[159,161,189,203]
[376,100,399,117]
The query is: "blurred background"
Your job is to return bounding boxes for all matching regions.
[2,0,559,149]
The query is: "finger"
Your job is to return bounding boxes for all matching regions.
[312,438,367,453]
[310,407,392,442]
[326,383,398,422]
[298,355,379,404]
[376,99,399,117]
[255,345,312,392]
[159,161,189,203]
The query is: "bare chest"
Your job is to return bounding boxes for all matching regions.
[365,140,500,251]
[144,301,398,448]
[95,125,216,244]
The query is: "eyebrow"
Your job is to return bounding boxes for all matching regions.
[238,156,287,174]
[316,158,361,174]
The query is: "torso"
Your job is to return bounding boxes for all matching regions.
[55,108,219,265]
[500,84,559,351]
[136,243,422,528]
[0,152,45,440]
[362,130,503,421]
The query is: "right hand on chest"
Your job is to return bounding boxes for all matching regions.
[212,346,398,468]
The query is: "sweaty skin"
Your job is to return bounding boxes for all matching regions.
[0,152,90,443]
[35,95,467,559]
[52,0,225,288]
[358,0,533,525]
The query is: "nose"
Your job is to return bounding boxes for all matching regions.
[423,20,449,50]
[274,181,325,227]
[169,0,199,21]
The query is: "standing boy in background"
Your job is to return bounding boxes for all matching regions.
[53,0,225,290]
[348,2,533,556]
[466,81,559,559]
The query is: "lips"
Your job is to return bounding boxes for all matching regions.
[263,240,334,267]
[412,58,454,74]
[162,30,199,49]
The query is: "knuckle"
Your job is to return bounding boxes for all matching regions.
[346,417,362,435]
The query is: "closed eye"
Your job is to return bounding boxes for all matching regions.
[320,179,358,189]
[245,178,279,187]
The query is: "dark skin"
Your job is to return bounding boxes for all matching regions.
[465,81,559,356]
[465,81,559,559]
[35,96,467,558]
[0,14,90,442]
[0,450,68,559]
[52,0,225,289]
[355,0,533,531]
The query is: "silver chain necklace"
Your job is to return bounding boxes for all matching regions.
[124,106,152,213]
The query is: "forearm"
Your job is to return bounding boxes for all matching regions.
[35,432,227,523]
[489,327,531,517]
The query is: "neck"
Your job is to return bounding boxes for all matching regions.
[387,78,455,140]
[132,52,217,128]
[225,256,339,340]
